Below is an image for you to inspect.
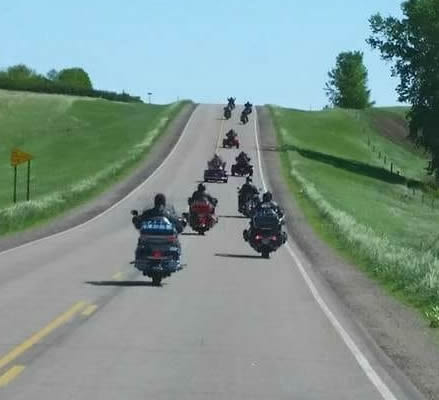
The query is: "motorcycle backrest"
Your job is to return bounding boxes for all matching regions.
[139,217,177,236]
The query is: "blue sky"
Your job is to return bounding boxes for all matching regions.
[0,0,404,108]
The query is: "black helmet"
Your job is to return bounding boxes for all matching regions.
[154,193,166,207]
[246,177,252,184]
[197,183,206,192]
[262,191,273,202]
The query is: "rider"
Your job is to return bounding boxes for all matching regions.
[226,129,237,139]
[238,177,259,210]
[132,193,184,265]
[208,153,225,169]
[236,151,251,166]
[257,191,283,218]
[132,193,185,233]
[189,183,218,208]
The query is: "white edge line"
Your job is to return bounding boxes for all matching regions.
[0,105,200,257]
[253,108,398,400]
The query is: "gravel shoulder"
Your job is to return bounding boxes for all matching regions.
[0,103,196,253]
[257,105,439,400]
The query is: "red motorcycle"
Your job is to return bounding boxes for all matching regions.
[185,199,218,235]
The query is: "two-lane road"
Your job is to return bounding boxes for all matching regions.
[0,105,419,399]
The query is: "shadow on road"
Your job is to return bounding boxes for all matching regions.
[218,215,247,219]
[215,253,262,260]
[85,280,158,287]
[181,232,201,236]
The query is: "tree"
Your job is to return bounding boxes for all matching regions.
[7,64,35,80]
[58,67,93,89]
[367,0,439,177]
[325,51,372,109]
[46,69,59,81]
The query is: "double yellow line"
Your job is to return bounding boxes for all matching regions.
[0,300,97,388]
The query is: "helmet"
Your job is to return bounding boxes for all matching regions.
[154,193,166,207]
[262,191,273,202]
[246,177,252,184]
[197,183,206,192]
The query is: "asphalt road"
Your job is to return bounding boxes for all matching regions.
[0,105,421,399]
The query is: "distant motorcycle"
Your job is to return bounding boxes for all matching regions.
[224,106,232,120]
[223,134,239,149]
[130,212,186,286]
[240,110,249,124]
[243,207,287,258]
[227,97,236,110]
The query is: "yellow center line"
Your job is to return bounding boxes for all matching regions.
[0,365,25,388]
[81,304,98,317]
[0,301,86,370]
[112,271,123,281]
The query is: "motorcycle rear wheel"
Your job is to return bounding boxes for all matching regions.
[152,274,162,286]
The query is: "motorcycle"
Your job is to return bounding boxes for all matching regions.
[223,135,239,149]
[184,198,218,235]
[231,162,253,177]
[130,211,186,286]
[240,110,249,124]
[227,97,236,110]
[243,207,287,258]
[238,190,260,217]
[224,106,232,120]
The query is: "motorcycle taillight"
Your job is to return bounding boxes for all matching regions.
[152,250,162,258]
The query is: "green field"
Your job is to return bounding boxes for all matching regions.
[0,90,186,235]
[270,105,439,323]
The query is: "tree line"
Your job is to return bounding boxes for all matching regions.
[325,0,439,178]
[0,64,142,103]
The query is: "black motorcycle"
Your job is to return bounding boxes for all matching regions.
[131,211,186,286]
[227,97,236,110]
[238,191,260,217]
[240,110,249,124]
[224,106,232,120]
[243,207,287,258]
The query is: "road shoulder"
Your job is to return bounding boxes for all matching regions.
[257,105,439,400]
[0,103,196,253]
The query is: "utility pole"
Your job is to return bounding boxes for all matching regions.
[147,92,152,104]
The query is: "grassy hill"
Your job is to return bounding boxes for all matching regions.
[0,90,186,235]
[270,105,439,325]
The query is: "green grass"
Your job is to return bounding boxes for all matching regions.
[0,90,188,235]
[270,105,439,323]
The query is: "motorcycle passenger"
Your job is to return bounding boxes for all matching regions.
[238,177,259,211]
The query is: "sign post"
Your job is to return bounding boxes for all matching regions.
[10,148,33,203]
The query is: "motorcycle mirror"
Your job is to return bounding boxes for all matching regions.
[131,210,138,216]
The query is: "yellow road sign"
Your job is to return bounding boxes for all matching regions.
[11,149,33,166]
